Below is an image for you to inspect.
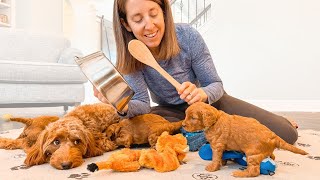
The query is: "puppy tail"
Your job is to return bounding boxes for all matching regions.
[170,120,183,133]
[276,136,308,155]
[9,117,33,126]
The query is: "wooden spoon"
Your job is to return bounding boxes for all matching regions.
[128,39,181,89]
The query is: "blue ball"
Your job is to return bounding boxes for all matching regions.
[198,144,243,160]
[198,144,212,160]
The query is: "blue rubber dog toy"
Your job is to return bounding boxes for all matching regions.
[199,144,276,175]
[180,128,207,151]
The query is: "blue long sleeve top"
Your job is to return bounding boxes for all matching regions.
[124,23,224,118]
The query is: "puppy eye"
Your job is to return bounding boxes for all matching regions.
[74,139,81,145]
[53,139,60,145]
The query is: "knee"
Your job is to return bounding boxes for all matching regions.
[283,126,298,144]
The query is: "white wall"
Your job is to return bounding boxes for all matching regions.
[63,0,115,104]
[63,0,100,55]
[14,0,319,110]
[15,0,63,34]
[200,0,320,111]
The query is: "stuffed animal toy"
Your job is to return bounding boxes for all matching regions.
[139,131,188,172]
[87,148,141,172]
[87,131,188,173]
[199,144,276,175]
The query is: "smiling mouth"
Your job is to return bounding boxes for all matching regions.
[145,31,157,38]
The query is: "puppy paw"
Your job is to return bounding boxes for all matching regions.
[232,170,247,177]
[205,163,220,172]
[104,141,118,151]
[232,170,259,177]
[221,160,227,166]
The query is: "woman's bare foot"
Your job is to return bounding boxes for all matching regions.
[290,120,298,129]
[284,116,298,129]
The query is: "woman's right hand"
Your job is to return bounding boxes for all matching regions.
[177,81,208,105]
[93,86,109,104]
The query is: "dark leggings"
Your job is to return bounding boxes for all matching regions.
[150,93,298,144]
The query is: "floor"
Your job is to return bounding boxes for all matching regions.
[0,106,319,131]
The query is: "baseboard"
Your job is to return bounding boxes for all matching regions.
[246,100,320,112]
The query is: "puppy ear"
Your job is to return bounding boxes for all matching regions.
[201,104,218,128]
[24,130,48,166]
[106,124,121,141]
[84,131,104,158]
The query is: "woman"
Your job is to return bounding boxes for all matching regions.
[94,0,298,145]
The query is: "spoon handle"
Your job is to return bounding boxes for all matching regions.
[128,40,181,89]
[152,63,181,89]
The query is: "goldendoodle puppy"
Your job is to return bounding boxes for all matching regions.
[106,114,182,148]
[0,116,59,151]
[182,102,308,177]
[24,103,120,170]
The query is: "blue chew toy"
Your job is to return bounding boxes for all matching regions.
[199,144,276,175]
[180,128,207,151]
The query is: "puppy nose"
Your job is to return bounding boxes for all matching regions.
[61,162,72,170]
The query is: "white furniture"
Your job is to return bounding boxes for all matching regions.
[0,0,13,28]
[0,28,87,111]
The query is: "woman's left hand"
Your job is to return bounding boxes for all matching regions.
[177,81,208,105]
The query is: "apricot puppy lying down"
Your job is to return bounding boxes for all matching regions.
[24,103,120,170]
[182,102,308,177]
[106,114,182,148]
[0,116,59,151]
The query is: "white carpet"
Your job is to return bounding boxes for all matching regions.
[0,129,319,180]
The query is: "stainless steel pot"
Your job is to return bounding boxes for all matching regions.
[75,51,134,113]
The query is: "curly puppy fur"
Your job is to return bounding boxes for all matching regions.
[0,116,59,151]
[182,102,308,177]
[24,103,120,170]
[106,114,182,148]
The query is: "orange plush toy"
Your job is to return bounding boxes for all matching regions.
[87,131,188,173]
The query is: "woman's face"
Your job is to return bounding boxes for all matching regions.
[122,0,165,53]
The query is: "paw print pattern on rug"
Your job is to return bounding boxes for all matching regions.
[297,142,311,147]
[68,173,90,179]
[10,165,30,171]
[13,153,26,159]
[276,161,300,167]
[307,156,320,160]
[192,173,218,180]
[309,132,320,136]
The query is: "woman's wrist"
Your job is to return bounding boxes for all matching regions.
[199,88,208,102]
